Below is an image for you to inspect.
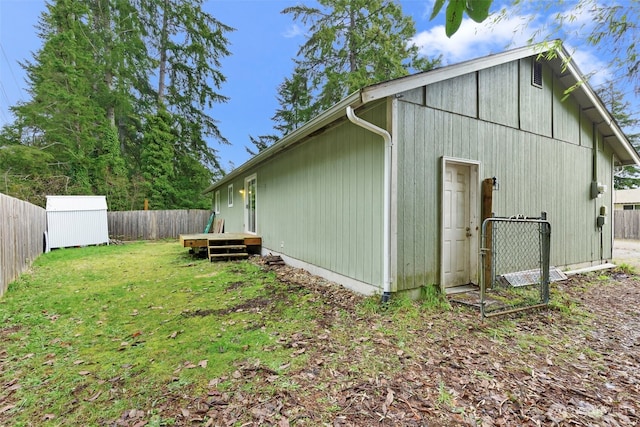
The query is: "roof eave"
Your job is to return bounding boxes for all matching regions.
[554,47,640,167]
[206,41,640,195]
[204,91,363,193]
[361,44,544,103]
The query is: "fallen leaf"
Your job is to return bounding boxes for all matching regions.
[78,371,91,376]
[42,414,56,421]
[0,405,16,414]
[6,383,21,393]
[128,409,145,419]
[86,390,102,402]
[385,388,395,407]
[181,408,190,418]
[73,360,84,365]
[132,331,142,338]
[198,360,208,368]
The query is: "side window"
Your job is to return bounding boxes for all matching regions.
[214,190,220,213]
[228,184,234,207]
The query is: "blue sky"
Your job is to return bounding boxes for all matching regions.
[0,0,634,171]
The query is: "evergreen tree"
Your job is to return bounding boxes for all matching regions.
[92,126,130,210]
[1,0,233,209]
[273,65,316,135]
[283,0,440,114]
[598,81,640,189]
[140,109,176,209]
[145,0,234,170]
[11,0,107,195]
[245,134,279,157]
[246,65,313,156]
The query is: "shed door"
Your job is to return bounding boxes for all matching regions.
[442,161,476,288]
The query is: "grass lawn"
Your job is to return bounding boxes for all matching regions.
[1,241,639,426]
[1,241,321,425]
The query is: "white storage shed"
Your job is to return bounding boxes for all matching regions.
[46,195,109,250]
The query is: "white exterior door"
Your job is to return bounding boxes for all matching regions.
[244,174,257,234]
[442,161,476,288]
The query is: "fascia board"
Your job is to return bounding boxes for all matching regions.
[204,92,363,193]
[361,44,543,103]
[556,47,640,166]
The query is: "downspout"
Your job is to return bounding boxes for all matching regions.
[346,106,392,303]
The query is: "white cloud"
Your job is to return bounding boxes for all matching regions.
[410,3,613,89]
[282,24,305,38]
[564,45,613,88]
[410,11,540,64]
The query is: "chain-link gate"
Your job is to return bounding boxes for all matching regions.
[479,214,551,318]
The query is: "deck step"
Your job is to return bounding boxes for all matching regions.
[210,244,247,250]
[209,252,249,260]
[208,239,248,261]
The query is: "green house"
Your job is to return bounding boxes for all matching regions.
[205,42,640,299]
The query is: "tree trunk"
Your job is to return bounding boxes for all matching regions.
[157,0,169,105]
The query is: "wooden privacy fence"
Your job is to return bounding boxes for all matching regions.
[108,209,212,241]
[0,193,47,296]
[614,210,640,240]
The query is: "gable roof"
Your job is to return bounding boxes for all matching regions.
[206,42,640,193]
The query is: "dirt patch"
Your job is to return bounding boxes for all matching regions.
[0,325,21,340]
[613,239,640,271]
[181,297,273,317]
[225,281,246,291]
[112,262,640,426]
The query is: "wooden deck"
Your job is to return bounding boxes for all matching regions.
[180,233,262,260]
[180,233,261,248]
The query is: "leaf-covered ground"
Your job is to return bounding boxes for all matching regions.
[114,267,639,426]
[1,243,639,426]
[134,265,639,427]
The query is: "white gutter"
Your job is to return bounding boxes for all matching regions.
[346,106,392,303]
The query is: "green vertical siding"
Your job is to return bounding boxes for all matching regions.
[216,177,245,232]
[395,57,615,291]
[519,58,553,137]
[425,73,477,117]
[553,79,581,144]
[580,111,594,148]
[478,61,519,128]
[216,104,386,289]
